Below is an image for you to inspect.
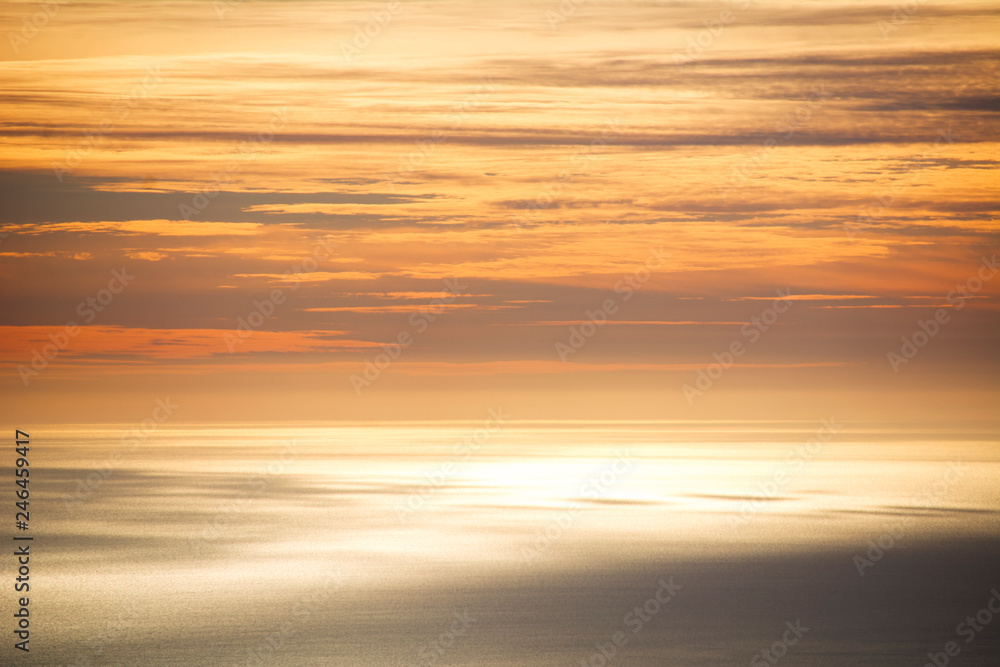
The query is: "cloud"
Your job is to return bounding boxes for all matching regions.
[0,325,379,365]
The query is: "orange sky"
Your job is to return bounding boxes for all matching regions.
[1,0,997,423]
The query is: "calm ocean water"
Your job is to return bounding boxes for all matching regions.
[15,422,1000,665]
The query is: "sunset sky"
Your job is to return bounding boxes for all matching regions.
[1,0,997,423]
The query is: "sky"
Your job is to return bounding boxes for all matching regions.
[0,0,997,423]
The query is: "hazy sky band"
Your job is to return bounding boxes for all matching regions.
[0,0,997,421]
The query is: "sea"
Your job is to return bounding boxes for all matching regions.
[13,421,1000,666]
